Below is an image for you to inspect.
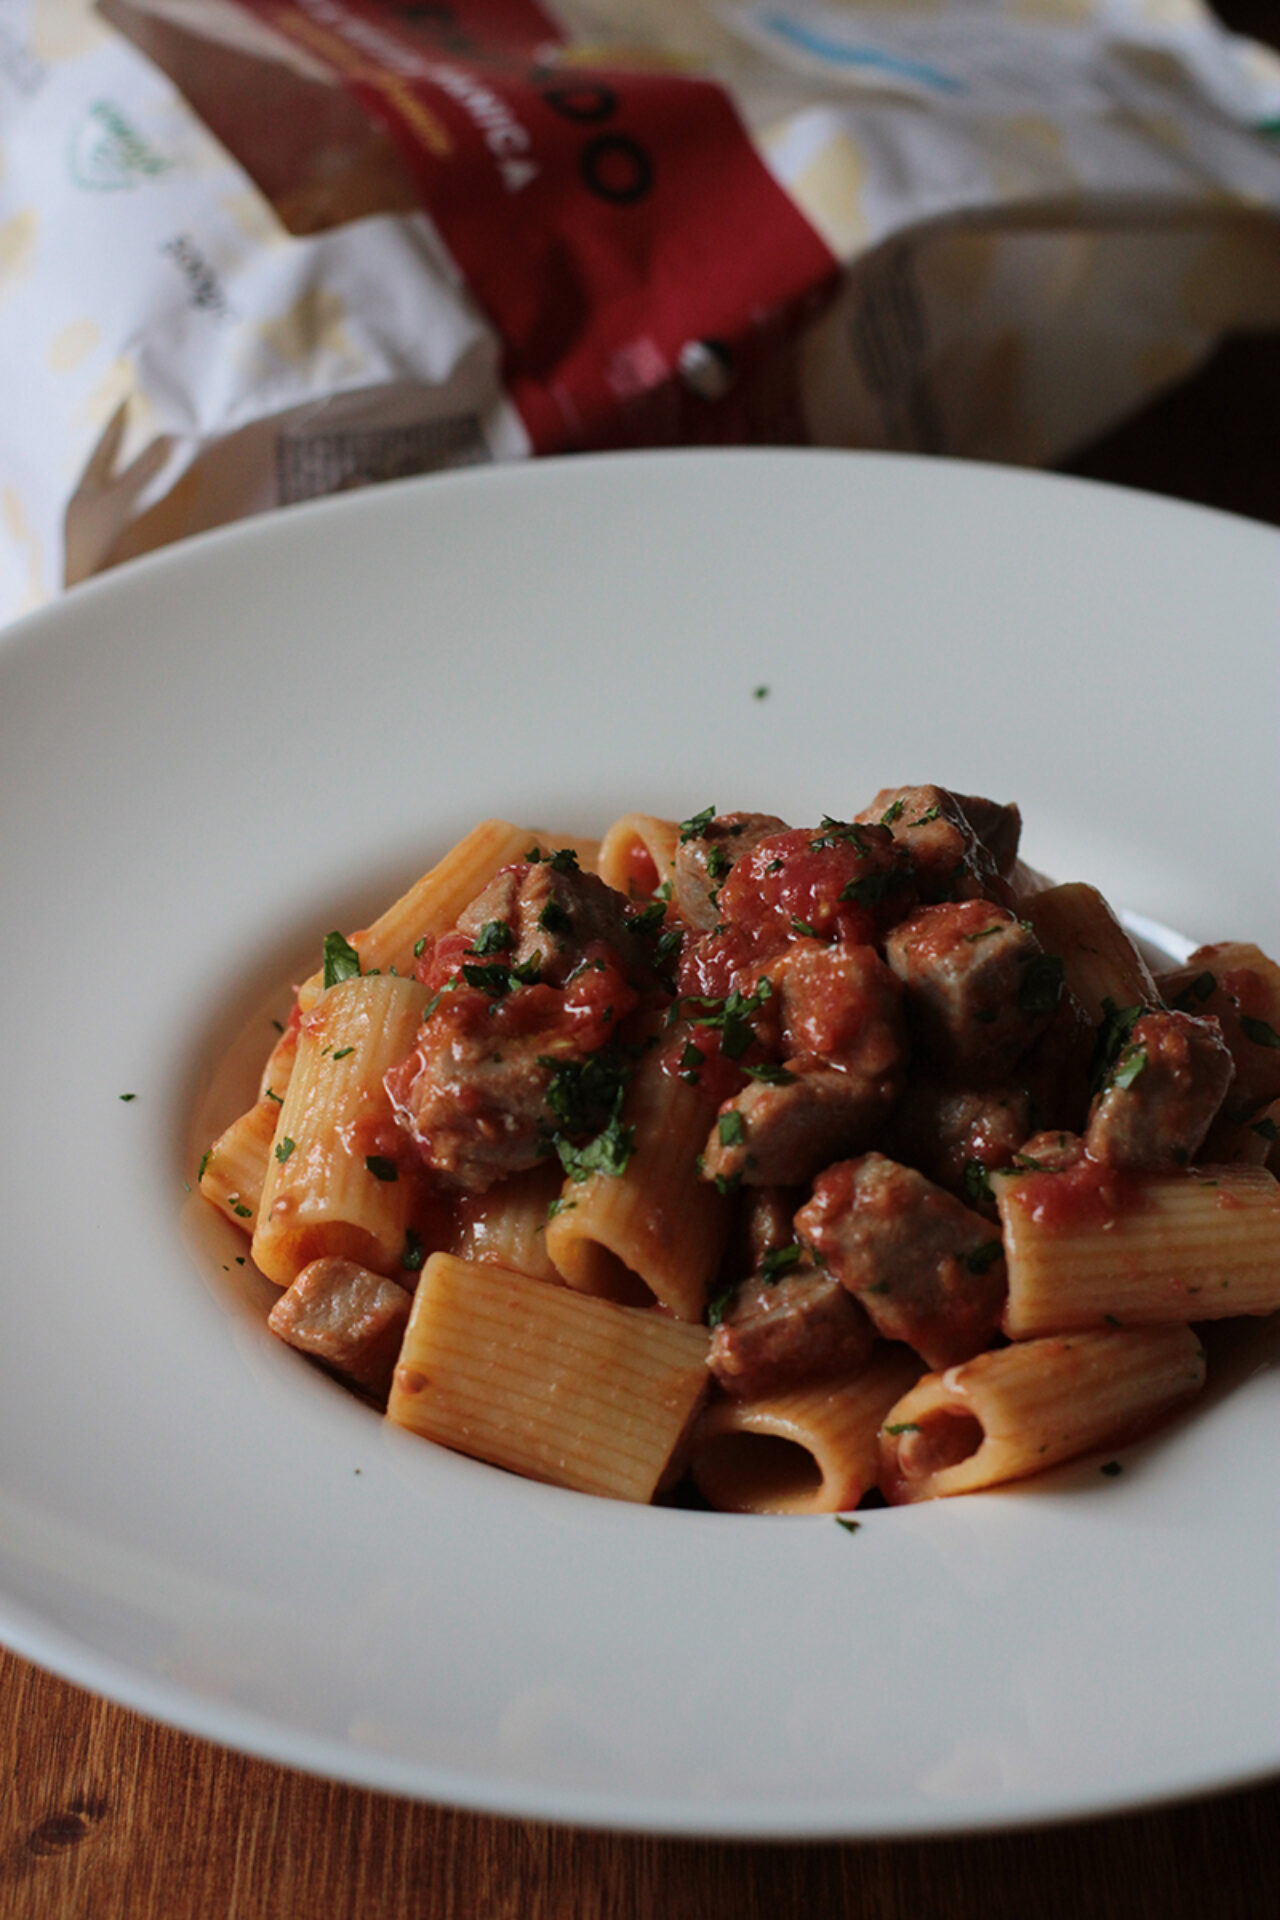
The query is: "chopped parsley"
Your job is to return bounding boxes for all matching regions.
[468,920,515,956]
[682,977,773,1061]
[332,1045,354,1060]
[1172,969,1217,1011]
[1252,1116,1279,1142]
[834,1516,861,1534]
[1090,997,1144,1093]
[706,1281,736,1329]
[401,1229,426,1272]
[678,1039,705,1085]
[553,1102,634,1184]
[630,901,668,938]
[541,1049,629,1138]
[838,869,899,907]
[759,1241,804,1283]
[1111,1044,1148,1091]
[963,1158,994,1207]
[884,1422,920,1436]
[810,818,868,852]
[1241,1015,1280,1050]
[322,930,362,988]
[538,898,573,938]
[275,1136,296,1163]
[526,846,580,873]
[119,1092,137,1102]
[753,685,769,700]
[678,806,716,843]
[540,1049,636,1184]
[413,936,428,958]
[705,843,732,882]
[717,1110,747,1148]
[461,954,542,998]
[742,1061,796,1086]
[964,1239,1004,1275]
[879,798,907,826]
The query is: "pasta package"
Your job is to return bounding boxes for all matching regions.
[5,0,1280,622]
[199,786,1280,1511]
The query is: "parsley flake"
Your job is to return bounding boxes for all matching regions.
[760,1241,804,1283]
[1111,1044,1148,1091]
[962,1158,993,1207]
[468,920,514,956]
[679,806,716,843]
[718,1110,746,1149]
[1241,1015,1280,1050]
[322,930,362,989]
[275,1136,296,1163]
[834,1516,861,1534]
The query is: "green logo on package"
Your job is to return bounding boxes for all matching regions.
[69,99,171,190]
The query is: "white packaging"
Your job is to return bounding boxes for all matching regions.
[2,0,1279,623]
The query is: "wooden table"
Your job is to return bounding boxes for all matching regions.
[5,8,1280,1915]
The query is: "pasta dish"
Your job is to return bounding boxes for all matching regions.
[196,788,1280,1512]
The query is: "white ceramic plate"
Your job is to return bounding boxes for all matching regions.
[1,450,1277,1839]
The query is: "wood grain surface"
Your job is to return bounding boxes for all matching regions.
[3,4,1279,1915]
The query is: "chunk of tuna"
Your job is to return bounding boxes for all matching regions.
[673,812,788,933]
[1085,1008,1233,1170]
[855,785,1015,906]
[267,1257,412,1402]
[457,858,654,986]
[771,939,906,1081]
[710,1262,875,1398]
[885,900,1063,1079]
[702,1067,892,1188]
[885,1078,1034,1210]
[796,1154,1006,1368]
[1158,943,1280,1108]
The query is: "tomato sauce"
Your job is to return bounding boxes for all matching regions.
[1006,1153,1142,1232]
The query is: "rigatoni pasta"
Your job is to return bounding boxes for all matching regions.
[198,786,1280,1511]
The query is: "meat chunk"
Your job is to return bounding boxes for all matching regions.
[715,821,916,950]
[702,1067,892,1189]
[771,939,906,1080]
[855,785,1015,906]
[885,1078,1034,1210]
[954,794,1023,882]
[387,949,634,1190]
[267,1257,411,1402]
[1085,1008,1233,1169]
[457,856,654,987]
[673,811,788,933]
[387,1020,560,1189]
[1158,943,1280,1108]
[796,1154,1006,1368]
[885,900,1063,1079]
[709,1263,875,1399]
